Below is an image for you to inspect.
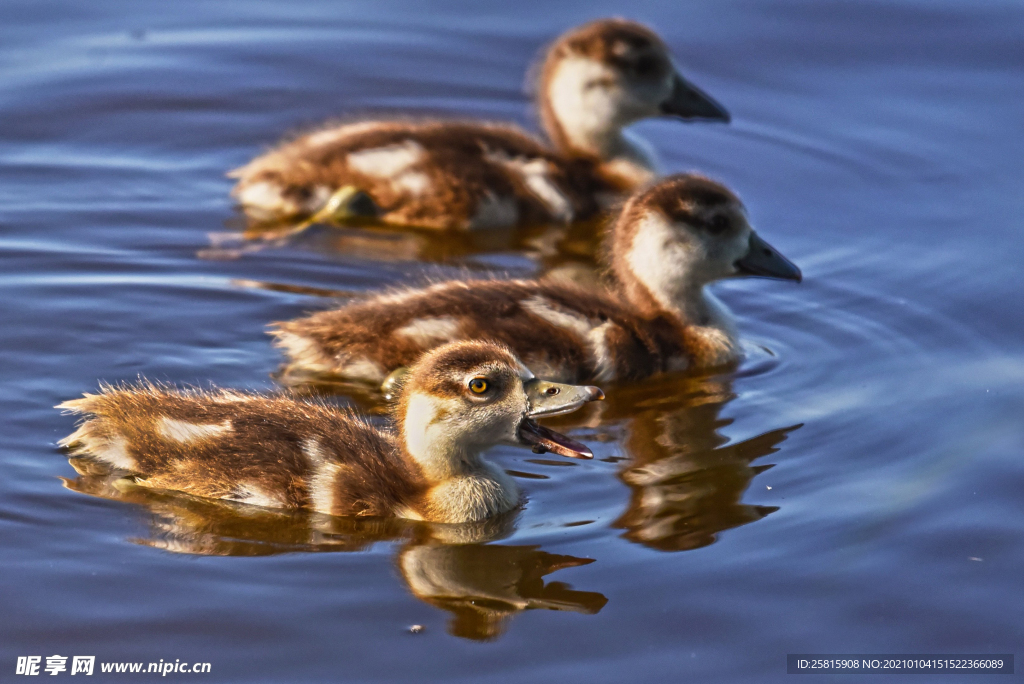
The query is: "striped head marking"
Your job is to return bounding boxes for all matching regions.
[399,342,600,478]
[400,342,528,463]
[615,174,801,314]
[538,19,729,157]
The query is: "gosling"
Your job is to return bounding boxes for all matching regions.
[272,174,801,385]
[230,18,729,230]
[57,341,603,524]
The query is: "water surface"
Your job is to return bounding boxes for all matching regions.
[2,0,1023,681]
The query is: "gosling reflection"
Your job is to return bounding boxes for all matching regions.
[543,371,799,552]
[202,216,604,276]
[399,536,607,640]
[61,466,606,640]
[619,375,797,551]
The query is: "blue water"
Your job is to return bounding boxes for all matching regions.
[1,0,1022,681]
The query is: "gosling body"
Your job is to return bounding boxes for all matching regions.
[273,174,802,385]
[230,19,728,230]
[58,342,601,523]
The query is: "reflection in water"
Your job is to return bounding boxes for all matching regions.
[204,214,606,277]
[62,467,606,641]
[617,401,796,552]
[400,541,606,640]
[60,356,794,641]
[617,376,797,551]
[204,220,530,264]
[548,372,799,552]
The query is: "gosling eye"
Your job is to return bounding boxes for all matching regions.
[706,215,730,234]
[467,377,490,395]
[632,54,661,78]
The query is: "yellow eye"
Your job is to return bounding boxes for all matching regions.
[468,377,489,394]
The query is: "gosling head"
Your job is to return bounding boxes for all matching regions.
[397,341,604,480]
[537,19,729,161]
[611,174,802,319]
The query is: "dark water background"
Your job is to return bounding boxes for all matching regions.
[2,0,1023,681]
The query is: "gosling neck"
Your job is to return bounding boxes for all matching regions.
[538,63,657,184]
[609,214,714,325]
[614,265,714,326]
[547,118,633,162]
[543,111,657,184]
[399,393,488,483]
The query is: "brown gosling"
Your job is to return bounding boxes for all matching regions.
[229,18,729,230]
[57,341,604,524]
[272,174,802,386]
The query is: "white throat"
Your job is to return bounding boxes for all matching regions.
[402,393,484,481]
[624,212,712,323]
[402,392,520,522]
[546,56,658,178]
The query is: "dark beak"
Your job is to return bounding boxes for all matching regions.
[660,73,730,123]
[734,231,802,282]
[517,379,604,459]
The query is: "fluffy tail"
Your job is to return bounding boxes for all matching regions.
[56,392,139,472]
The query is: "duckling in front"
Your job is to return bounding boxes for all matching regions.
[57,342,603,524]
[230,18,729,230]
[273,174,802,385]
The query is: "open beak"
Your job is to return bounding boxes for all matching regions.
[734,231,802,282]
[660,73,730,122]
[517,379,604,459]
